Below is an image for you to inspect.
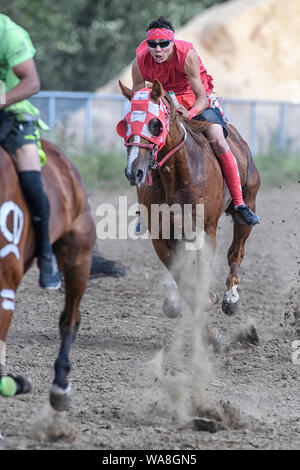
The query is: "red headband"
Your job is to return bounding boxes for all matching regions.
[146,28,175,41]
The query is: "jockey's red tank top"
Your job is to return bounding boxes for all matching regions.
[136,39,214,110]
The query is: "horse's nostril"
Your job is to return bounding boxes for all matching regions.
[136,169,144,183]
[125,168,130,180]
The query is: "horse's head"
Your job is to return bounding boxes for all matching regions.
[117,80,177,186]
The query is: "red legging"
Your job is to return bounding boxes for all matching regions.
[217,149,245,207]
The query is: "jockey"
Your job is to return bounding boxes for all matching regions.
[0,14,61,289]
[132,17,260,227]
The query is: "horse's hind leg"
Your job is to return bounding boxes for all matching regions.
[222,218,251,315]
[223,171,260,315]
[49,212,95,411]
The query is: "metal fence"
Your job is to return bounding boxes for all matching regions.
[30,91,300,156]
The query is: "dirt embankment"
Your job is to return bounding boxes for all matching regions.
[101,0,300,101]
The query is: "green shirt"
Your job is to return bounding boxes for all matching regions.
[0,14,40,121]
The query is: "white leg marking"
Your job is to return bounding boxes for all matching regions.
[0,340,6,366]
[224,284,239,304]
[1,300,15,311]
[1,289,15,311]
[0,289,15,300]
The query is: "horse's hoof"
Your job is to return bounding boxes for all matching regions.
[210,328,223,353]
[49,383,73,412]
[13,375,32,394]
[163,296,182,319]
[205,292,219,311]
[222,299,240,316]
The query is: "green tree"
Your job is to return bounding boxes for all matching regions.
[1,0,229,91]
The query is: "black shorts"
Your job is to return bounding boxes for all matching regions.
[192,107,228,138]
[0,110,39,154]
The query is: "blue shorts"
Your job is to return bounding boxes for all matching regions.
[192,107,228,138]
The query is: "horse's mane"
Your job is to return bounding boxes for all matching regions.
[183,119,211,145]
[161,90,210,145]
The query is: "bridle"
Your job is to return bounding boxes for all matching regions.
[124,95,187,182]
[125,125,186,169]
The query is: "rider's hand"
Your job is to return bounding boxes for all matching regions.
[176,105,190,121]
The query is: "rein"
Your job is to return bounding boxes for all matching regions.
[155,123,187,170]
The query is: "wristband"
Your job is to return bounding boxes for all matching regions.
[188,107,199,121]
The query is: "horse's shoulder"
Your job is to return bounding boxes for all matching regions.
[0,145,18,174]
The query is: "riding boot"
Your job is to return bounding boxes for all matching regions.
[18,170,61,289]
[217,149,260,226]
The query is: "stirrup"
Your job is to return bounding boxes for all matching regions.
[235,205,260,226]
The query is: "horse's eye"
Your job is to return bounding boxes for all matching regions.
[148,118,163,137]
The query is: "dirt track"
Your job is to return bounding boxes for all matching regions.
[1,182,300,450]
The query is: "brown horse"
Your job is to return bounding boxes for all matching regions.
[0,140,125,411]
[118,79,261,349]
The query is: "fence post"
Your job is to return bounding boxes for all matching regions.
[48,96,56,139]
[250,102,257,157]
[279,103,286,152]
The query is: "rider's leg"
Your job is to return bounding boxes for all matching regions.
[204,123,260,226]
[12,143,61,289]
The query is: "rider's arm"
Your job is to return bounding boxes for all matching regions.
[183,48,208,119]
[0,58,40,110]
[132,58,146,91]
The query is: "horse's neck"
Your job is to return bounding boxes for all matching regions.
[158,122,191,199]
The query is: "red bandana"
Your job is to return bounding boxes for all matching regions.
[116,88,170,155]
[146,28,175,41]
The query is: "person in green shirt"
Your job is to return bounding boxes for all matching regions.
[0,14,60,289]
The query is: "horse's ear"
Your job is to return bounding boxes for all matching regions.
[119,81,134,101]
[151,79,163,101]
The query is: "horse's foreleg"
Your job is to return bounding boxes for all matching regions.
[0,263,31,396]
[0,268,21,378]
[0,300,14,380]
[194,232,222,352]
[153,236,221,351]
[151,239,182,318]
[50,215,95,411]
[162,273,183,318]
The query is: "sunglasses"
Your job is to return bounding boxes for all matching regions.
[147,40,171,50]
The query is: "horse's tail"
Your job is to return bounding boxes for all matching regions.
[89,251,127,279]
